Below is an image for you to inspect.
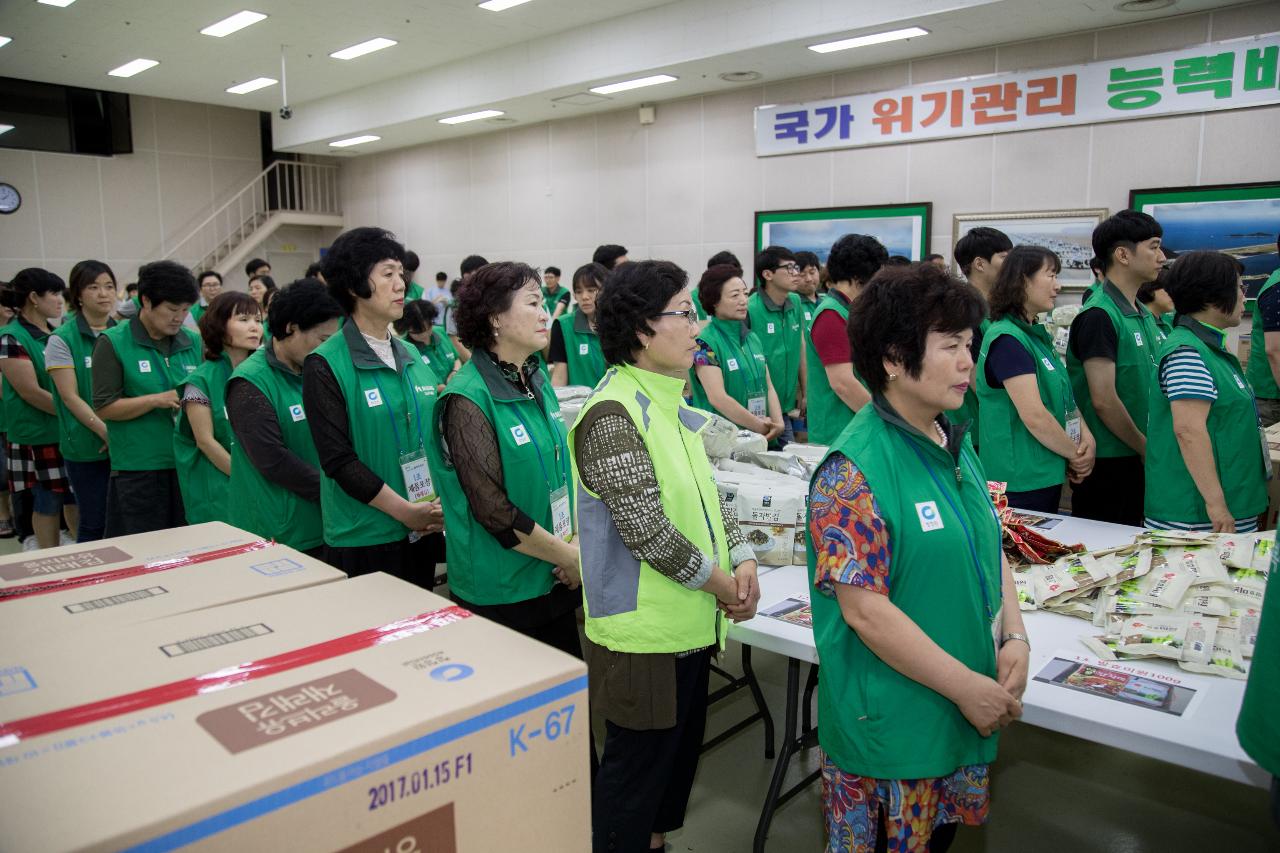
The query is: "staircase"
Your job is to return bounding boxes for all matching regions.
[166,160,344,276]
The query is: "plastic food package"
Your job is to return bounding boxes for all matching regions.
[1179,625,1250,680]
[1180,616,1220,666]
[1117,615,1190,660]
[700,413,742,459]
[782,443,829,464]
[1165,547,1229,587]
[1177,593,1230,617]
[1013,567,1037,611]
[714,476,805,567]
[731,449,811,479]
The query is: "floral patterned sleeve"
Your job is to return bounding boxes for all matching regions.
[809,451,892,598]
[692,338,717,368]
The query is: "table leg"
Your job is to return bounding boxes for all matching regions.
[801,664,819,735]
[753,659,800,853]
[742,645,776,759]
[703,646,775,759]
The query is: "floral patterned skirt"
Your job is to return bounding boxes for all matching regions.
[820,752,989,853]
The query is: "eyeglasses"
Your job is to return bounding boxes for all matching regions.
[776,262,800,273]
[654,310,699,324]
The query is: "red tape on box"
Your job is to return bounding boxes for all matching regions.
[0,540,276,602]
[0,605,473,747]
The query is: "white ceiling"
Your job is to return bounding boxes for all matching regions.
[0,0,1259,156]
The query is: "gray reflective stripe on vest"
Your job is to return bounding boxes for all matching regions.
[678,406,708,432]
[634,389,651,429]
[578,481,643,617]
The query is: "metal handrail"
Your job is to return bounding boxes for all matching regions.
[165,160,341,272]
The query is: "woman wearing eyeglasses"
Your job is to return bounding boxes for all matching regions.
[572,260,760,853]
[689,264,783,442]
[1143,250,1268,533]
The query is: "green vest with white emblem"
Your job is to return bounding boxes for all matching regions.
[556,311,607,388]
[944,317,991,444]
[1066,281,1162,458]
[50,314,113,461]
[688,316,768,418]
[174,354,234,524]
[0,318,59,445]
[1144,317,1269,524]
[1246,269,1280,400]
[228,345,324,551]
[570,363,730,653]
[810,399,1003,778]
[427,352,570,605]
[310,321,439,548]
[804,292,864,445]
[747,289,802,411]
[976,316,1071,491]
[97,318,201,471]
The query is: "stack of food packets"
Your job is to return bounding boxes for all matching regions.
[1014,529,1271,679]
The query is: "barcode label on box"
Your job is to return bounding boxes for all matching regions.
[64,585,169,613]
[160,623,273,658]
[249,558,304,577]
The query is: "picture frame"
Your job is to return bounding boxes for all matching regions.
[754,203,931,264]
[1129,182,1280,299]
[952,208,1109,287]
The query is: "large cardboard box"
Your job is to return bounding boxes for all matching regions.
[0,522,346,641]
[0,573,589,852]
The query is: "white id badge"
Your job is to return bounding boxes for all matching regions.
[748,396,767,418]
[550,485,572,540]
[1066,412,1082,445]
[1261,428,1274,481]
[400,450,435,504]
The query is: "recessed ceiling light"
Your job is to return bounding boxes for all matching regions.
[0,37,11,49]
[808,26,929,54]
[719,71,762,83]
[0,125,14,136]
[478,0,536,10]
[1115,0,1175,11]
[108,58,159,78]
[200,11,268,38]
[439,109,504,125]
[589,75,678,95]
[37,0,77,7]
[329,135,381,148]
[226,77,277,95]
[330,37,396,61]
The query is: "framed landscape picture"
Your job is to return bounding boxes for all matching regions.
[1130,182,1280,299]
[953,208,1108,287]
[755,203,931,263]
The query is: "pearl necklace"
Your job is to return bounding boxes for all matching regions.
[934,420,948,448]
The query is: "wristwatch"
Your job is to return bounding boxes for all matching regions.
[1001,632,1030,649]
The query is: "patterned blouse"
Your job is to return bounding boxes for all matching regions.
[810,451,990,853]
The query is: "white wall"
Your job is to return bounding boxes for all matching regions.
[0,95,262,288]
[338,3,1280,278]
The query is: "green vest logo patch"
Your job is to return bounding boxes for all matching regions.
[138,360,152,373]
[579,343,590,355]
[510,424,531,445]
[364,388,383,407]
[915,500,944,531]
[289,404,306,422]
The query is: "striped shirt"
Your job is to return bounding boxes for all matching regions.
[1145,516,1259,533]
[1159,345,1216,401]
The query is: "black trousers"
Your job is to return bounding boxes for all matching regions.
[1069,455,1145,527]
[1006,484,1062,515]
[324,533,442,589]
[104,469,186,537]
[592,648,711,853]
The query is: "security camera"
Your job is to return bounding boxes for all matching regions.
[279,105,293,120]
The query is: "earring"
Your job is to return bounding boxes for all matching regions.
[643,341,650,350]
[888,373,898,381]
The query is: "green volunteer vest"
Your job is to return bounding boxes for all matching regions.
[1083,280,1103,304]
[976,316,1072,492]
[406,281,425,302]
[50,313,113,462]
[945,317,992,444]
[542,285,567,317]
[1237,540,1280,776]
[1153,311,1173,340]
[692,287,708,321]
[416,328,459,383]
[227,345,323,551]
[0,317,59,445]
[426,352,569,605]
[1144,317,1268,524]
[556,311,606,389]
[688,316,768,417]
[810,399,1003,779]
[800,295,820,326]
[190,303,206,324]
[1246,269,1280,400]
[1066,281,1161,458]
[571,363,731,653]
[97,318,201,471]
[312,320,440,549]
[406,339,448,386]
[747,289,802,411]
[174,355,235,524]
[805,291,864,445]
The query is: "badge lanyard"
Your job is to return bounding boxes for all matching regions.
[370,369,426,456]
[901,432,1002,624]
[516,408,568,495]
[516,400,572,539]
[1024,328,1076,420]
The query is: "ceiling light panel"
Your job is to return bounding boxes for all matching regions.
[479,0,537,10]
[226,77,277,94]
[808,26,929,54]
[589,74,677,95]
[108,59,159,78]
[37,0,77,7]
[0,125,14,136]
[200,11,268,38]
[439,109,504,124]
[330,38,397,60]
[0,37,11,49]
[329,135,381,148]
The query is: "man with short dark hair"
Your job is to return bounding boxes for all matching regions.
[427,271,450,306]
[542,266,570,321]
[794,251,822,325]
[947,227,1013,447]
[403,250,424,301]
[1066,210,1167,525]
[1247,234,1280,426]
[1083,256,1106,303]
[244,258,270,279]
[747,245,805,447]
[441,255,489,364]
[925,253,947,270]
[592,244,629,270]
[192,271,222,323]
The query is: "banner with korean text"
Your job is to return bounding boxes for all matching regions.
[754,34,1280,156]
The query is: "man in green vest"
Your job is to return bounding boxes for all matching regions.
[541,266,570,321]
[748,245,805,446]
[1066,210,1166,526]
[403,251,425,302]
[1082,255,1105,304]
[947,227,1013,447]
[805,234,887,445]
[191,271,222,325]
[1246,235,1280,426]
[795,250,823,324]
[92,260,201,536]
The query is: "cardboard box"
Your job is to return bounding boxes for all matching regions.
[0,573,590,852]
[0,522,346,642]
